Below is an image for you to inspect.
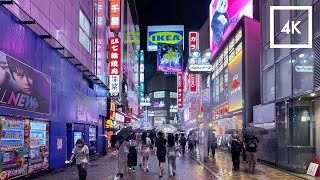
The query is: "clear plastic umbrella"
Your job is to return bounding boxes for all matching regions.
[128,120,140,129]
[155,124,177,134]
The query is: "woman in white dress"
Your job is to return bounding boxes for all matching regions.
[140,132,151,171]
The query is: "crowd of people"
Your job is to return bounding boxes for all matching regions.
[111,131,198,178]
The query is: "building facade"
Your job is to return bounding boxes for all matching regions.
[0,0,139,178]
[257,0,320,173]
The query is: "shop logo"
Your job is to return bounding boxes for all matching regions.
[231,80,240,89]
[270,6,312,49]
[149,32,183,45]
[230,75,240,95]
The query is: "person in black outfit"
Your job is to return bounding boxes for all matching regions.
[245,135,259,173]
[110,134,117,155]
[209,133,217,157]
[179,134,187,154]
[230,134,243,171]
[127,134,137,172]
[155,131,167,177]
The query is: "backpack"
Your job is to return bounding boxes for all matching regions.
[233,141,243,152]
[248,139,256,148]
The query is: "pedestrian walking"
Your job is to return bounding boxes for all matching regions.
[179,134,187,154]
[193,133,198,150]
[116,136,128,177]
[127,134,137,173]
[167,134,176,177]
[155,131,167,177]
[140,132,151,171]
[245,135,259,174]
[69,139,89,180]
[110,133,117,155]
[230,134,243,171]
[209,133,217,157]
[188,134,194,155]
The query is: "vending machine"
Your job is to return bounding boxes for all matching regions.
[27,121,49,174]
[74,132,82,145]
[88,126,97,155]
[0,117,28,180]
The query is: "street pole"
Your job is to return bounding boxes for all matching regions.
[203,112,209,162]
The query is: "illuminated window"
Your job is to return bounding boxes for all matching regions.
[170,92,177,98]
[154,91,165,98]
[79,10,91,53]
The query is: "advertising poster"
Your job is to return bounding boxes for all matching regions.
[147,25,184,51]
[228,51,243,112]
[153,100,165,108]
[157,44,183,73]
[210,0,252,55]
[76,92,98,124]
[0,51,51,114]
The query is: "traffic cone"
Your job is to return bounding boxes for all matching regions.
[313,156,320,177]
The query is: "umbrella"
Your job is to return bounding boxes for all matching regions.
[155,124,177,134]
[106,127,117,132]
[128,121,140,129]
[188,128,199,135]
[178,128,187,132]
[146,129,156,134]
[116,128,133,139]
[244,127,269,136]
[225,129,238,135]
[133,128,145,133]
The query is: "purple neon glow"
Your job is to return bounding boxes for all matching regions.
[210,0,253,56]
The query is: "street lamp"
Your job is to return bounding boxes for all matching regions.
[188,49,213,73]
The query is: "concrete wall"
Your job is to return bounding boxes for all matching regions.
[13,0,94,71]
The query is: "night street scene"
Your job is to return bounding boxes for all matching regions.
[0,0,319,179]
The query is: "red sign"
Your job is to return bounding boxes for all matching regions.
[177,72,183,109]
[231,80,240,89]
[110,0,121,32]
[109,37,121,97]
[190,74,197,93]
[189,32,198,55]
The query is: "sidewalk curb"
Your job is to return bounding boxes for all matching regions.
[189,154,223,180]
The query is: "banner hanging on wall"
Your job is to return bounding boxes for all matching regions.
[0,51,51,114]
[109,37,121,97]
[76,92,98,124]
[110,0,121,32]
[157,44,183,73]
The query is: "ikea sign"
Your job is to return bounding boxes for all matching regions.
[147,25,184,51]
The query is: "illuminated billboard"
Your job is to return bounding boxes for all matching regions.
[147,25,184,51]
[157,44,183,73]
[228,51,243,112]
[210,0,252,55]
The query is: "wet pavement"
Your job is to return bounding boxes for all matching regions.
[33,147,318,180]
[34,152,215,180]
[195,145,316,180]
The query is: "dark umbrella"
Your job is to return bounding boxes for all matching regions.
[106,127,117,132]
[244,127,269,136]
[188,128,199,135]
[116,128,132,140]
[146,129,155,134]
[225,129,238,135]
[133,128,145,133]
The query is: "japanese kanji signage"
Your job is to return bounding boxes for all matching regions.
[189,32,198,55]
[190,74,197,93]
[109,37,121,97]
[139,50,144,102]
[110,0,121,32]
[177,72,183,109]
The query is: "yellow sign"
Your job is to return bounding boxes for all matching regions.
[149,32,183,45]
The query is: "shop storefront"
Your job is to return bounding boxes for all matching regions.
[0,5,107,178]
[209,17,260,141]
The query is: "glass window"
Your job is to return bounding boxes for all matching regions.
[274,10,291,34]
[292,49,314,94]
[276,55,292,99]
[314,0,320,38]
[79,10,91,53]
[263,66,275,103]
[292,12,309,45]
[170,92,177,98]
[274,33,290,61]
[261,0,273,45]
[262,44,274,70]
[276,101,288,165]
[154,91,165,98]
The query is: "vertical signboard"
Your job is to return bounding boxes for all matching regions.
[228,52,243,112]
[110,0,121,32]
[177,72,183,109]
[139,50,144,102]
[189,32,198,55]
[190,74,197,93]
[109,37,121,97]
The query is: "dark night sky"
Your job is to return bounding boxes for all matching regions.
[135,0,211,85]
